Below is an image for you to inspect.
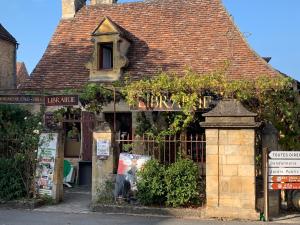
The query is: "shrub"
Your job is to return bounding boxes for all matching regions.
[164,159,200,207]
[0,158,26,200]
[136,159,166,205]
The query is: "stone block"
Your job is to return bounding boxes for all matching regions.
[241,177,255,195]
[242,145,255,156]
[206,176,219,193]
[205,137,217,145]
[241,198,256,209]
[207,197,218,207]
[205,129,218,138]
[228,178,243,193]
[228,134,242,145]
[206,145,218,155]
[238,165,255,177]
[206,157,218,176]
[220,196,243,208]
[224,145,241,155]
[226,155,254,165]
[222,165,237,176]
[220,180,229,193]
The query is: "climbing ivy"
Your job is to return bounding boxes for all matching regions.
[123,67,299,150]
[79,83,114,114]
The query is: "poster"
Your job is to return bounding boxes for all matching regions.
[96,139,110,157]
[35,133,58,196]
[115,153,151,198]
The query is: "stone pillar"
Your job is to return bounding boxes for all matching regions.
[201,99,260,220]
[262,123,280,216]
[92,119,114,202]
[52,131,64,203]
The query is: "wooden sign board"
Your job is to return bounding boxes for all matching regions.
[269,151,300,159]
[0,94,79,106]
[269,176,300,183]
[269,168,300,176]
[0,95,43,104]
[269,183,300,190]
[269,159,300,168]
[45,95,79,106]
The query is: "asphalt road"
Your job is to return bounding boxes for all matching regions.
[0,209,284,225]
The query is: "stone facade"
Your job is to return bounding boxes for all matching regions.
[92,119,114,202]
[201,100,260,220]
[0,38,16,89]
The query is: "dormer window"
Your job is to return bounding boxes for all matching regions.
[87,16,130,82]
[98,42,113,70]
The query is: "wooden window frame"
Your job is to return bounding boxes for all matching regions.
[98,42,113,70]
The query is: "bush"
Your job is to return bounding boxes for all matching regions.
[136,160,166,205]
[164,159,200,207]
[0,158,26,200]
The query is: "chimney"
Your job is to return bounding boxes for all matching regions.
[90,0,117,4]
[62,0,86,19]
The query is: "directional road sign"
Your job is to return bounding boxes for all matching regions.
[268,168,300,176]
[269,176,300,183]
[269,183,300,190]
[269,151,300,159]
[269,159,300,168]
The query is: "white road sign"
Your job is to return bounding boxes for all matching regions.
[269,168,300,176]
[269,160,300,168]
[269,151,300,159]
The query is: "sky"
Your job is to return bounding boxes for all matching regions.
[0,0,299,81]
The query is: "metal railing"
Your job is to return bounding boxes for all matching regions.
[116,133,206,174]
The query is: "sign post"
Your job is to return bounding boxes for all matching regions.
[266,150,300,219]
[263,147,269,221]
[268,151,300,190]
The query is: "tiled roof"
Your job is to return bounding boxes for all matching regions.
[0,24,17,44]
[16,62,29,88]
[21,0,280,90]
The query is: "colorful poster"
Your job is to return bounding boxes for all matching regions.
[35,133,58,196]
[115,153,151,198]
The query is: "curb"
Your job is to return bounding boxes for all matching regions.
[91,204,204,219]
[0,199,44,210]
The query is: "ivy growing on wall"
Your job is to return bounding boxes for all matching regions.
[122,67,300,150]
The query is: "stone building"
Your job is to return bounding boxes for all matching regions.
[17,0,293,219]
[16,62,29,88]
[0,23,17,90]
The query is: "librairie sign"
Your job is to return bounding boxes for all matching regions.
[0,94,79,106]
[268,151,300,190]
[135,94,213,111]
[44,95,79,106]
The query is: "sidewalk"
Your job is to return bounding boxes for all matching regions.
[34,186,91,214]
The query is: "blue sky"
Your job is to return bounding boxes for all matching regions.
[0,0,299,80]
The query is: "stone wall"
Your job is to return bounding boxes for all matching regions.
[205,128,257,219]
[0,39,16,89]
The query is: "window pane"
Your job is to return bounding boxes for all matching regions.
[103,47,112,69]
[99,43,113,70]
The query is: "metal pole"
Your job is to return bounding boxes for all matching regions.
[263,147,269,221]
